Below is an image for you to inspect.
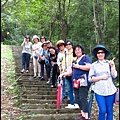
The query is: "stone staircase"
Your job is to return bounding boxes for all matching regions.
[12,46,80,120]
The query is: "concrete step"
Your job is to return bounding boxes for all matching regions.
[20,87,57,92]
[22,94,56,100]
[22,103,69,109]
[22,108,80,115]
[21,90,57,95]
[21,99,67,104]
[24,113,80,120]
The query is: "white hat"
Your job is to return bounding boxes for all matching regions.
[32,35,40,41]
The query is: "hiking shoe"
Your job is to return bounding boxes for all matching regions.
[21,69,25,73]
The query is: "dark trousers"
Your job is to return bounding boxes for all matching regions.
[21,53,31,70]
[51,65,57,86]
[45,63,51,80]
[40,62,45,77]
[74,86,90,112]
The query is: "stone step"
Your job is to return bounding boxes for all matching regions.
[21,99,68,104]
[22,94,56,100]
[22,108,80,115]
[22,103,68,109]
[24,113,80,120]
[18,84,52,88]
[20,87,57,91]
[21,90,57,95]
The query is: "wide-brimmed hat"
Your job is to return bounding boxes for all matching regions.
[32,35,40,41]
[92,44,110,59]
[46,40,51,44]
[56,40,65,48]
[42,41,47,47]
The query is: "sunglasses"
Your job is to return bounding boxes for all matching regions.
[58,44,63,47]
[97,52,105,54]
[66,43,71,46]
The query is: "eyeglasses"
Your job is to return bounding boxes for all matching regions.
[97,52,105,54]
[66,43,71,46]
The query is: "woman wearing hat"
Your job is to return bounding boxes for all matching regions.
[32,35,42,78]
[88,44,117,120]
[21,35,32,73]
[39,41,50,81]
[56,40,68,99]
[58,44,92,120]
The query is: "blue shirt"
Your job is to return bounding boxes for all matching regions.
[72,55,92,86]
[88,60,117,96]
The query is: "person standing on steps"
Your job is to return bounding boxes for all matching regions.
[88,44,117,120]
[56,40,68,100]
[47,46,58,88]
[21,35,32,73]
[32,35,42,79]
[62,40,79,109]
[39,41,50,81]
[39,35,47,80]
[58,44,92,120]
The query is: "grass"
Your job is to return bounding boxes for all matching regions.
[1,45,21,109]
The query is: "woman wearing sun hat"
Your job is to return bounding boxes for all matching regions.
[32,35,42,78]
[88,44,117,120]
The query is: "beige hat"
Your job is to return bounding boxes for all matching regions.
[42,41,47,47]
[56,40,65,48]
[32,35,40,41]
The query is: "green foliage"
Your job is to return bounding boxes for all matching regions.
[1,0,119,83]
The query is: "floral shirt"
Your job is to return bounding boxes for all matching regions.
[88,60,117,96]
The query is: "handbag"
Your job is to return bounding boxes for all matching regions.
[73,79,80,89]
[115,88,119,105]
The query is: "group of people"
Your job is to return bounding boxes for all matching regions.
[20,34,117,120]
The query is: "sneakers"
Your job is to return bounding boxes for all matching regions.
[26,70,29,73]
[46,80,50,84]
[36,76,41,79]
[41,77,45,81]
[21,69,25,73]
[74,103,79,109]
[50,85,56,88]
[65,104,75,109]
[33,75,37,78]
[65,104,79,109]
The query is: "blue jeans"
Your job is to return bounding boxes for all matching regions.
[65,77,74,105]
[95,93,115,120]
[21,53,31,70]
